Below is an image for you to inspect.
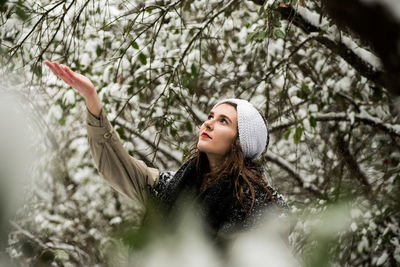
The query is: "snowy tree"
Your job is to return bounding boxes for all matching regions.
[1,0,399,266]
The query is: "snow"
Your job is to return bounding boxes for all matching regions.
[351,222,358,232]
[63,90,76,105]
[391,238,400,263]
[109,216,122,225]
[357,236,370,253]
[48,104,63,120]
[296,5,329,29]
[296,5,383,71]
[376,251,388,265]
[308,104,318,112]
[341,35,383,70]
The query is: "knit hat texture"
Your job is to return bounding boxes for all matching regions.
[213,98,268,160]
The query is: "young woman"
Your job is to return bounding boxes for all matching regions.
[44,60,288,241]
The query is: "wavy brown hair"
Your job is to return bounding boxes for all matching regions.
[186,102,274,217]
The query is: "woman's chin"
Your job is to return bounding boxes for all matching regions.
[197,142,209,153]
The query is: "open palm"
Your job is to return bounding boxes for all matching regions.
[44,60,95,98]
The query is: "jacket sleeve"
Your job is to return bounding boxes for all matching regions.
[86,108,160,207]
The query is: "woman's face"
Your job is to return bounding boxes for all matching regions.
[197,103,238,160]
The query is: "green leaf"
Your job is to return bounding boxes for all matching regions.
[185,121,193,133]
[191,64,198,78]
[297,82,311,99]
[168,93,175,105]
[246,32,257,43]
[139,53,147,65]
[274,29,285,39]
[54,250,69,261]
[284,128,291,140]
[274,20,282,27]
[127,86,133,95]
[293,126,303,144]
[15,6,29,21]
[309,116,316,128]
[96,45,103,56]
[58,117,66,126]
[131,41,139,49]
[170,126,177,137]
[116,128,126,139]
[254,31,266,41]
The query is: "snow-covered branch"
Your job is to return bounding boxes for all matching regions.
[265,151,325,198]
[271,112,400,138]
[248,1,387,91]
[280,5,385,86]
[322,0,400,97]
[10,221,90,264]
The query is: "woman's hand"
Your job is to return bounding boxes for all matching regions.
[44,60,96,98]
[44,60,102,117]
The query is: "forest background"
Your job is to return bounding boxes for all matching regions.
[1,0,400,266]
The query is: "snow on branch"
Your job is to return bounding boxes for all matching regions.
[10,221,89,264]
[271,112,400,138]
[249,1,387,89]
[321,0,400,98]
[295,5,383,71]
[265,151,325,198]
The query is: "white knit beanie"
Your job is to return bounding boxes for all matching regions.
[212,98,268,160]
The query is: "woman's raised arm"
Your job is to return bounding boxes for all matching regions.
[44,60,160,206]
[44,60,102,117]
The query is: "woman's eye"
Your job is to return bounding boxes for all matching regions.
[220,119,227,124]
[208,115,213,120]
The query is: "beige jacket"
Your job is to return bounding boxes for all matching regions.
[86,109,159,208]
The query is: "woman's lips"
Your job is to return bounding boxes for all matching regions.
[201,132,211,139]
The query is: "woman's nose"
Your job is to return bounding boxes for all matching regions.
[204,120,213,130]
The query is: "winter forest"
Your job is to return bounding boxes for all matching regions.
[1,0,400,266]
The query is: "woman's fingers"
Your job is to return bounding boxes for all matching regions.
[60,65,75,86]
[45,61,63,78]
[53,62,65,77]
[44,61,59,76]
[49,62,72,85]
[63,66,80,85]
[44,60,95,97]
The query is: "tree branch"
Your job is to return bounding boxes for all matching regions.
[265,151,325,198]
[334,133,372,196]
[322,0,400,97]
[271,112,400,138]
[247,1,387,91]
